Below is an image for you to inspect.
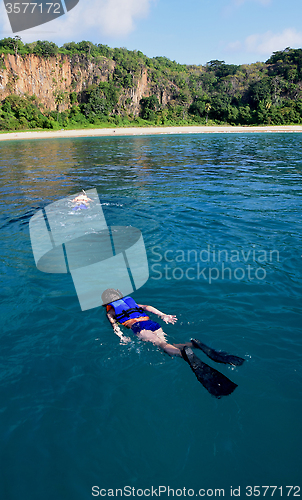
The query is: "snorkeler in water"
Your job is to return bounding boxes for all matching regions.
[71,190,93,210]
[101,289,245,398]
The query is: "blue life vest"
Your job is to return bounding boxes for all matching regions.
[109,296,145,324]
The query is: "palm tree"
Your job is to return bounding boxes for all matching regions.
[205,103,211,124]
[13,36,21,56]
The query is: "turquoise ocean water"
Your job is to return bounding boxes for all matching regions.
[0,133,301,500]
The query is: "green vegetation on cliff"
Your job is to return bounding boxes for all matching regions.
[1,37,302,131]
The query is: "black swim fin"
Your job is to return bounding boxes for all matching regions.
[191,338,245,366]
[181,347,238,398]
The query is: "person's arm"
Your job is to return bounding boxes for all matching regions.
[106,308,132,343]
[137,304,177,324]
[71,195,92,203]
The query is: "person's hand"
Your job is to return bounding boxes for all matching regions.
[119,335,132,344]
[113,324,122,335]
[162,314,177,324]
[113,324,132,343]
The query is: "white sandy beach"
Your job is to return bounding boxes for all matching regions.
[0,124,302,141]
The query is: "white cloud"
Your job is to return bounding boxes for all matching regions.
[0,0,153,41]
[227,41,243,52]
[0,2,12,34]
[100,0,151,36]
[245,28,302,54]
[63,0,152,38]
[227,28,302,56]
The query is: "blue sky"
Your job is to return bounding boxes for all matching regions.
[1,0,302,65]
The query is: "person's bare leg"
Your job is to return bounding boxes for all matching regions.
[149,329,192,354]
[137,328,182,357]
[173,341,193,349]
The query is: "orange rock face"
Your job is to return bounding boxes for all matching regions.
[0,53,116,111]
[0,52,179,116]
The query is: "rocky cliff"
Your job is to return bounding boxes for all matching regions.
[0,52,178,115]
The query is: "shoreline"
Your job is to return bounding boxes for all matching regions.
[1,124,302,141]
